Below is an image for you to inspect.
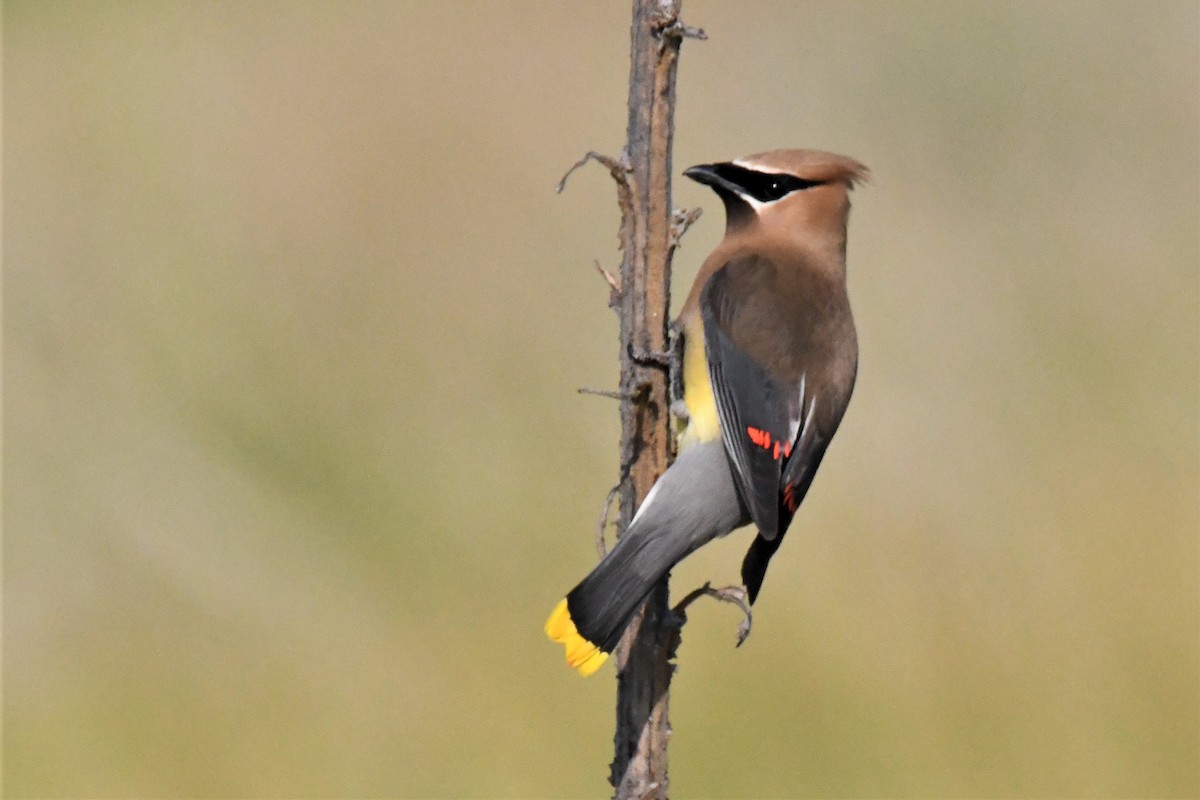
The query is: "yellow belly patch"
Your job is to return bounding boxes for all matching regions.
[680,330,722,448]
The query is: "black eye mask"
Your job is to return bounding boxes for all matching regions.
[707,163,826,203]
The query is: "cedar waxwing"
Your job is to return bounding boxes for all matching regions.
[546,149,868,675]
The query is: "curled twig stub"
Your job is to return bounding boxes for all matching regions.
[656,18,707,42]
[650,3,707,44]
[596,483,621,558]
[595,259,622,306]
[672,582,753,646]
[556,150,630,194]
[668,207,703,250]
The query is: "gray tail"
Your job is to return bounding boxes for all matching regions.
[565,521,691,652]
[561,439,749,653]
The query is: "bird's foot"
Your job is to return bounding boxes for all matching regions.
[628,327,685,406]
[628,343,673,369]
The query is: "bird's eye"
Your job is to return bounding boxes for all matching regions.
[760,177,797,202]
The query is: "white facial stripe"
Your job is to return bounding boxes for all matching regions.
[740,194,768,212]
[731,158,788,175]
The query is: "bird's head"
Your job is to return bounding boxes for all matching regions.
[684,149,868,254]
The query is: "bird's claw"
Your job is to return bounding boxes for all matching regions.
[628,343,673,368]
[708,584,753,647]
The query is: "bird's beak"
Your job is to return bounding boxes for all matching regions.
[684,163,743,196]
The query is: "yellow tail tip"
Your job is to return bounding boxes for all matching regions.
[545,599,609,676]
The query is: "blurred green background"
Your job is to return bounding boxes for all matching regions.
[5,1,1197,797]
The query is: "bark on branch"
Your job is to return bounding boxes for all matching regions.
[557,2,703,795]
[609,1,701,797]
